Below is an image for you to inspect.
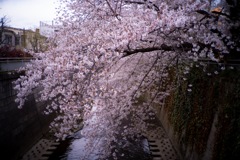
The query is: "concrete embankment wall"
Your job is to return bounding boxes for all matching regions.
[0,72,55,160]
[156,67,240,160]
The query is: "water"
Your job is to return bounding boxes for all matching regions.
[49,130,151,160]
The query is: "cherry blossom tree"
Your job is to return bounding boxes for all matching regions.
[14,0,239,159]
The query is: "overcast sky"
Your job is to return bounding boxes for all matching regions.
[0,0,59,29]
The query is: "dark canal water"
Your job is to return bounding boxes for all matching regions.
[48,130,151,160]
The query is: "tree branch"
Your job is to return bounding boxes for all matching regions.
[124,0,159,12]
[123,42,193,57]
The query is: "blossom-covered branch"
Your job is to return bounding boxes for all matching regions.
[13,0,240,159]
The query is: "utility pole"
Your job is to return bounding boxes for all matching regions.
[0,17,4,45]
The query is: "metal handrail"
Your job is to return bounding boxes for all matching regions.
[0,57,33,63]
[181,58,240,66]
[0,57,33,60]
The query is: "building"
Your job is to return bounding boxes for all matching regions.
[39,21,59,37]
[0,27,22,48]
[1,26,48,54]
[22,28,48,53]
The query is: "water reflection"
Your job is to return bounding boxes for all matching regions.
[49,130,151,160]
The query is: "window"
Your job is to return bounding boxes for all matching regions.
[4,34,13,45]
[15,37,20,45]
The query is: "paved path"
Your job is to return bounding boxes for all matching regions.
[21,139,60,160]
[143,115,180,160]
[21,122,179,160]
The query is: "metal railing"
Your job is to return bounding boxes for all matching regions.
[0,57,33,71]
[0,57,33,62]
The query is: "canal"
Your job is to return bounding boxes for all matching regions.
[48,129,152,160]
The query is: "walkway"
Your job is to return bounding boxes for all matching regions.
[145,125,179,160]
[21,139,60,160]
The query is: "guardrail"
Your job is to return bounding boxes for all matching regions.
[0,57,33,62]
[196,58,240,69]
[181,58,240,67]
[0,57,33,71]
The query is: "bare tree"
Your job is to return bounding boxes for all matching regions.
[28,30,48,53]
[0,16,10,45]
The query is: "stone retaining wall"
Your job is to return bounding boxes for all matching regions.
[0,72,55,160]
[156,68,240,160]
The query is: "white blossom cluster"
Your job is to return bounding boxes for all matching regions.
[14,0,239,159]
